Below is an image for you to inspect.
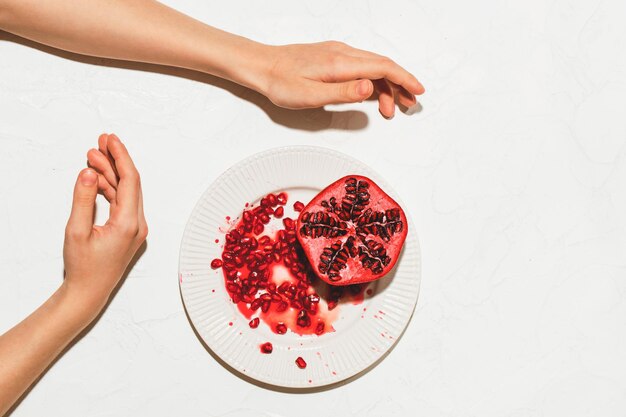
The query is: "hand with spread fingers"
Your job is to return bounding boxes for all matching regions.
[0,134,147,415]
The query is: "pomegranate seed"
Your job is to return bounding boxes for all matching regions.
[282,218,295,230]
[274,206,284,218]
[253,223,264,235]
[276,323,287,334]
[297,311,311,328]
[261,300,271,313]
[267,194,277,206]
[259,213,270,224]
[210,259,223,269]
[276,301,288,312]
[260,197,270,207]
[243,211,253,224]
[293,201,305,212]
[295,356,307,369]
[277,282,290,293]
[260,342,273,354]
[231,293,241,303]
[258,236,270,246]
[271,293,282,302]
[327,300,338,310]
[250,298,262,311]
[277,192,287,205]
[315,322,325,335]
[249,317,260,328]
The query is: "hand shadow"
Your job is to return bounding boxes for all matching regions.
[0,30,368,132]
[5,241,148,417]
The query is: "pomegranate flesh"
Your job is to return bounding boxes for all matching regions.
[296,175,407,285]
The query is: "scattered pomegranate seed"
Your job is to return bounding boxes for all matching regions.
[283,217,295,230]
[293,201,304,212]
[295,357,307,369]
[218,191,365,340]
[276,323,287,334]
[260,342,273,354]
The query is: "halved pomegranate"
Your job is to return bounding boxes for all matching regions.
[296,175,407,286]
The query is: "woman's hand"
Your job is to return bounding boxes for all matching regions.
[259,41,425,118]
[63,133,147,318]
[1,0,423,119]
[0,134,147,414]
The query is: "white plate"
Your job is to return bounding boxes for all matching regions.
[179,146,421,388]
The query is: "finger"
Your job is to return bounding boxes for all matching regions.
[390,81,417,108]
[66,168,98,239]
[373,79,395,118]
[98,133,119,179]
[87,148,118,188]
[106,134,140,224]
[96,172,117,203]
[340,55,424,96]
[304,79,374,107]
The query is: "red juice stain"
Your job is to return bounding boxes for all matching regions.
[212,289,215,293]
[228,322,233,326]
[366,288,373,296]
[215,238,219,243]
[225,216,231,221]
[332,371,337,376]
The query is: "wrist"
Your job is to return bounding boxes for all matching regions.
[193,31,276,96]
[56,282,108,328]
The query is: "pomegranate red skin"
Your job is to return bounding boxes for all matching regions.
[296,175,408,286]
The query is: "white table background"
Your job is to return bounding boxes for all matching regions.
[1,0,626,415]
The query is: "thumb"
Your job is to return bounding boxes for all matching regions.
[66,168,98,238]
[311,79,373,106]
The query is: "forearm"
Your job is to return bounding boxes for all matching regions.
[0,284,98,415]
[0,0,272,92]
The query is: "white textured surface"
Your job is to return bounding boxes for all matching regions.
[1,0,625,415]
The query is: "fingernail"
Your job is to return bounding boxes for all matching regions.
[357,80,371,96]
[81,169,97,186]
[109,134,120,142]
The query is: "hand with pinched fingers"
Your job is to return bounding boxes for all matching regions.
[62,133,147,314]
